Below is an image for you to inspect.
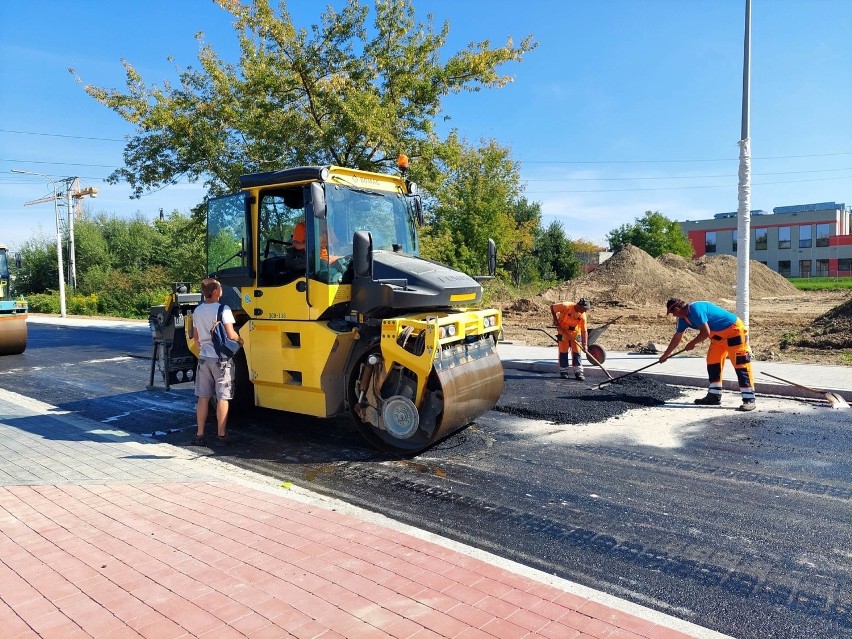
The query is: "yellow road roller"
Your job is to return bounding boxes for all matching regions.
[152,160,504,454]
[0,245,27,355]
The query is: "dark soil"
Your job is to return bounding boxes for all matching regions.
[792,298,852,349]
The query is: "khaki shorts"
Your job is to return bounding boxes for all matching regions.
[195,357,235,401]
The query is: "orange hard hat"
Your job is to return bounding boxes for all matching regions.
[292,221,306,242]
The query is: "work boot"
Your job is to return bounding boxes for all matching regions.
[737,400,757,412]
[694,393,722,406]
[575,372,585,381]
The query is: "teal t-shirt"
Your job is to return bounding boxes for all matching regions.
[676,301,737,333]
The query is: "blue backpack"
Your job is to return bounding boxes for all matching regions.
[210,303,241,360]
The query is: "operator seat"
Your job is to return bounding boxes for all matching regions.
[260,256,289,286]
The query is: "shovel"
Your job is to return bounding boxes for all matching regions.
[759,371,849,409]
[591,347,689,390]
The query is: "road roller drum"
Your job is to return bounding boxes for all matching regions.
[0,314,27,355]
[0,245,27,355]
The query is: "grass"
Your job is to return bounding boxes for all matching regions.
[788,276,852,291]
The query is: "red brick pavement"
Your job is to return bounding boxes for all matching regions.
[0,481,715,639]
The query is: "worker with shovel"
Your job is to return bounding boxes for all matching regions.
[659,298,756,412]
[550,298,590,380]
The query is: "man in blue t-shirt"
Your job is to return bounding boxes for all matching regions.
[659,298,756,411]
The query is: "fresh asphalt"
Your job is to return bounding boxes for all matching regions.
[3,315,851,638]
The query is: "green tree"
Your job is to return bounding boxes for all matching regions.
[606,210,694,258]
[569,237,606,254]
[15,212,206,317]
[503,197,540,286]
[75,0,535,203]
[72,218,112,278]
[419,134,522,275]
[532,220,581,283]
[15,235,58,295]
[150,210,207,285]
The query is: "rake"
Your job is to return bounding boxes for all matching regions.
[759,371,849,409]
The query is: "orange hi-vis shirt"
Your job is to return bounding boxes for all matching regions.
[553,302,587,333]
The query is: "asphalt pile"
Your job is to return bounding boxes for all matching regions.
[494,373,682,425]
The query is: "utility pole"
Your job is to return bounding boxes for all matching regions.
[736,0,752,328]
[11,169,67,317]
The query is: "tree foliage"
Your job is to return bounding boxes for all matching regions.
[569,237,606,254]
[15,234,61,295]
[606,210,694,258]
[503,197,541,286]
[419,134,526,275]
[15,212,205,317]
[532,220,581,283]
[76,0,535,201]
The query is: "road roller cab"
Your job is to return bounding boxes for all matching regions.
[157,160,504,454]
[0,245,28,355]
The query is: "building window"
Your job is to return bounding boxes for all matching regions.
[815,259,829,276]
[755,228,767,251]
[800,259,812,277]
[778,226,791,249]
[839,258,852,275]
[731,230,737,252]
[799,225,812,248]
[778,260,791,277]
[816,223,830,248]
[705,231,716,253]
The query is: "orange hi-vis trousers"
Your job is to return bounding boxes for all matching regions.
[706,319,754,401]
[557,327,583,371]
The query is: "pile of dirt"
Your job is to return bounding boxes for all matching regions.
[506,298,548,313]
[536,245,799,308]
[791,297,852,350]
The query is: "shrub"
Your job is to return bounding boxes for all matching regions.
[24,292,60,314]
[67,294,99,316]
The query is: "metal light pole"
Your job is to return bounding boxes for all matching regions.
[736,0,752,328]
[11,169,67,317]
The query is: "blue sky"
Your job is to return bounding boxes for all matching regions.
[2,0,850,252]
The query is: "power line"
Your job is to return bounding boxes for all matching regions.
[521,151,852,164]
[524,174,852,194]
[0,158,118,168]
[523,167,852,182]
[0,128,124,142]
[3,127,852,164]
